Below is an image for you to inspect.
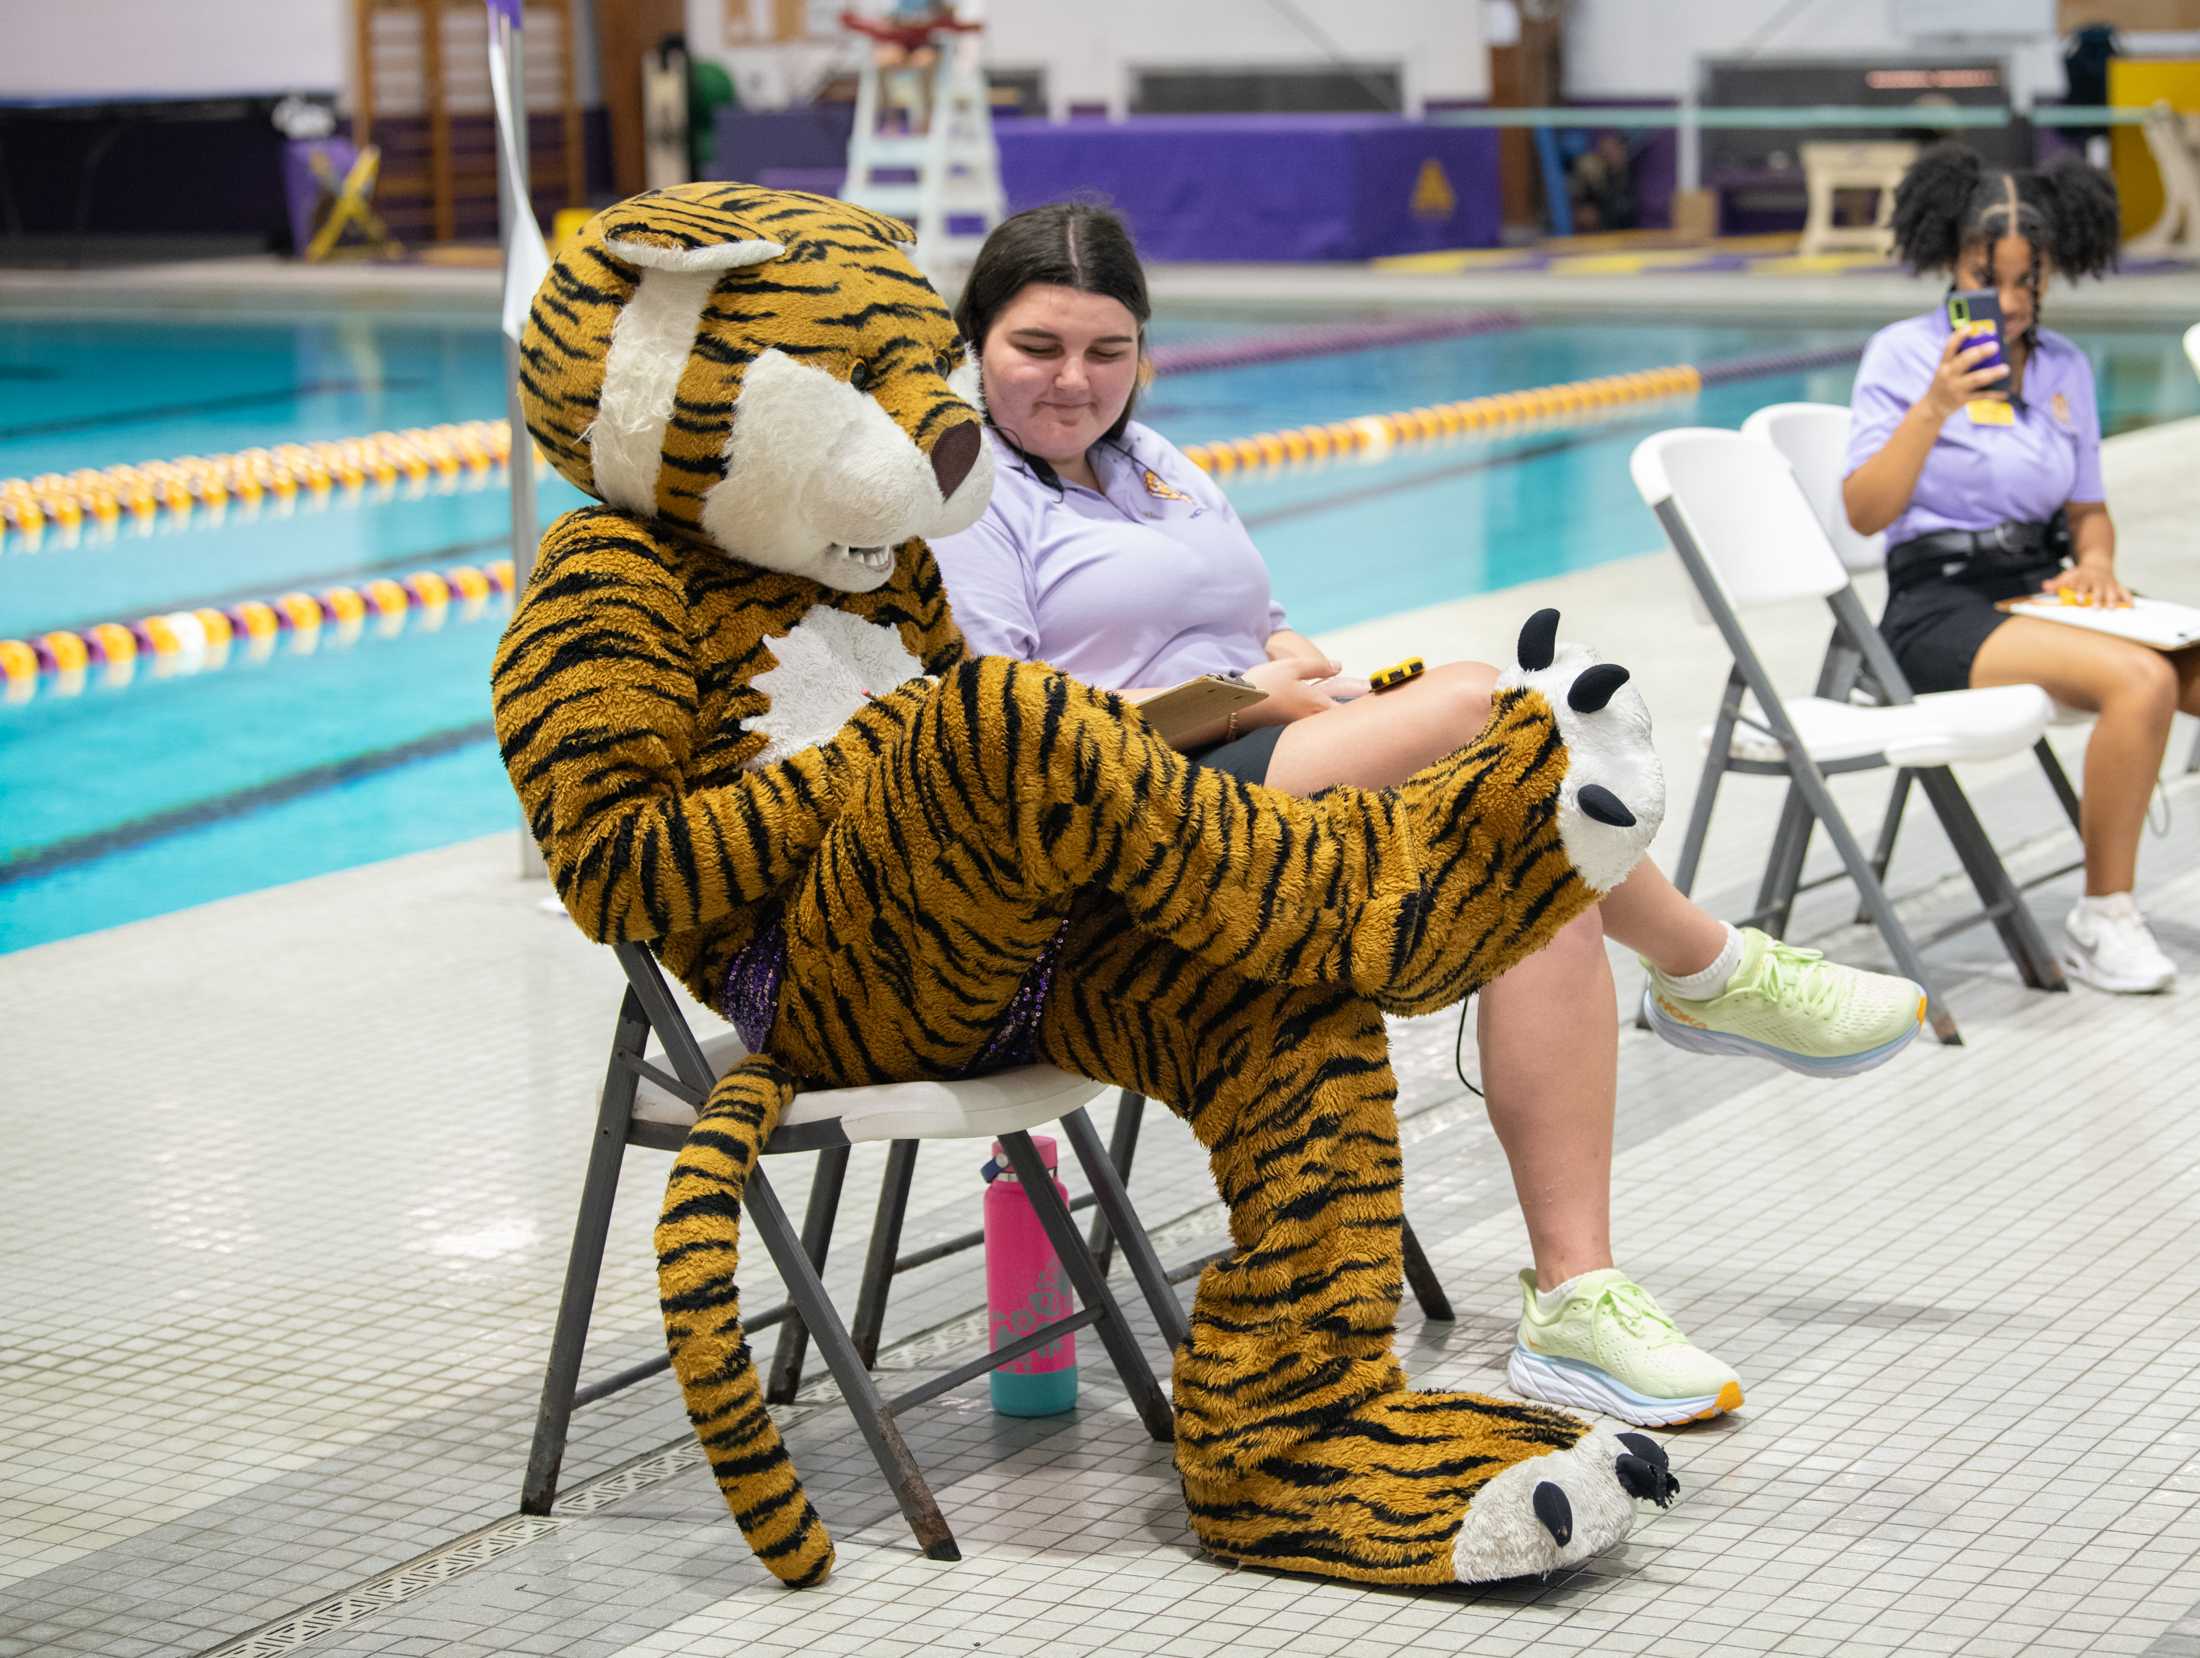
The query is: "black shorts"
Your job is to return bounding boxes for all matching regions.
[1186,721,1285,784]
[1879,560,2063,695]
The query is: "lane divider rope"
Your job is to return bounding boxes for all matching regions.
[0,559,513,704]
[1,342,1867,703]
[1179,364,1707,477]
[0,419,511,544]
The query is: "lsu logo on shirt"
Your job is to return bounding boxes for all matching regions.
[1142,466,1192,502]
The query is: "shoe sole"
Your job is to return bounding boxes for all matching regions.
[2059,947,2175,995]
[1507,1344,1743,1428]
[1641,989,1925,1078]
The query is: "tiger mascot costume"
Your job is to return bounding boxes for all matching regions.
[492,183,1682,1592]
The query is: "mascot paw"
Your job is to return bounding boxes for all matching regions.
[1495,607,1665,895]
[1450,1426,1677,1583]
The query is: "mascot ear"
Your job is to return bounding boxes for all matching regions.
[597,192,917,272]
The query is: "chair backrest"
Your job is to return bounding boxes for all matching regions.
[2185,320,2200,383]
[1741,401,1887,574]
[1630,427,1852,611]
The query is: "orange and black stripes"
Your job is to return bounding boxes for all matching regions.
[653,1054,835,1587]
[494,182,1639,1591]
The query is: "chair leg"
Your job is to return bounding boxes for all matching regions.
[1059,1105,1188,1353]
[1000,1130,1175,1445]
[522,994,646,1516]
[1855,768,1915,926]
[2035,738,2084,831]
[1399,1219,1456,1322]
[1083,1090,1146,1276]
[745,1164,960,1561]
[2186,719,2200,775]
[1914,767,2069,993]
[766,1144,852,1405]
[851,1140,921,1369]
[1781,762,1964,1043]
[1749,785,1815,938]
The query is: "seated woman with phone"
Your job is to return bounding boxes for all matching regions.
[932,202,1927,1429]
[1844,143,2197,993]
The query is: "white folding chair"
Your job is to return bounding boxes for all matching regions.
[1743,402,2089,901]
[521,942,1186,1562]
[2186,335,2200,773]
[1632,428,2068,1044]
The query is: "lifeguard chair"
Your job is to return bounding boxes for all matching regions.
[839,3,1005,282]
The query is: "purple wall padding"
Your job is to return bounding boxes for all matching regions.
[715,110,1502,260]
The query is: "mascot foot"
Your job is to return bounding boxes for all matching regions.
[1182,1389,1680,1588]
[1449,1425,1676,1581]
[1493,607,1665,898]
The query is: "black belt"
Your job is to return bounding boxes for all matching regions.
[1886,518,2064,590]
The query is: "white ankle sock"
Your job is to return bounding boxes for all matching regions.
[1658,924,1743,998]
[2076,891,2138,922]
[1534,1273,1593,1318]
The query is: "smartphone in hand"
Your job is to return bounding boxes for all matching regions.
[1945,289,2008,382]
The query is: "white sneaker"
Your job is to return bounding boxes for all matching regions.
[2062,895,2176,994]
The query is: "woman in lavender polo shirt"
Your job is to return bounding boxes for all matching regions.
[1845,144,2196,993]
[931,203,1926,1429]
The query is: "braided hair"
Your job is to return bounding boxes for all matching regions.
[1889,144,2120,339]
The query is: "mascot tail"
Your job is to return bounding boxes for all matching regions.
[654,1054,837,1586]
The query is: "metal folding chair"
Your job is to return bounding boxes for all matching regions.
[1077,1091,1457,1321]
[521,942,1186,1563]
[1633,427,2068,1046]
[767,1084,1460,1407]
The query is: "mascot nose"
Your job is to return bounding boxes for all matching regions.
[929,422,980,501]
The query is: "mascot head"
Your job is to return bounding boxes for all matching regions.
[518,183,992,592]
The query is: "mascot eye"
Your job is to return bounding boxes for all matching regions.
[849,359,873,392]
[935,351,956,378]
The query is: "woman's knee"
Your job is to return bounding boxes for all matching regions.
[1423,660,1499,734]
[2099,648,2180,725]
[1488,904,1606,991]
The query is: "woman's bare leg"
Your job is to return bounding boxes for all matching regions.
[1972,620,2182,895]
[1476,910,1618,1287]
[1596,861,1732,978]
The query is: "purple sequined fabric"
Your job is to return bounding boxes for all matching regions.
[971,919,1069,1072]
[720,915,1068,1072]
[721,921,790,1054]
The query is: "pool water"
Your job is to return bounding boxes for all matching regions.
[4,310,2195,952]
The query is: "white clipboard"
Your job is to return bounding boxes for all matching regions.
[1995,595,2200,651]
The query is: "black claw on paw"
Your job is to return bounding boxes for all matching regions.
[1518,608,1560,673]
[1567,662,1632,712]
[1616,1432,1669,1472]
[1616,1452,1680,1508]
[1532,1481,1573,1546]
[1577,784,1636,828]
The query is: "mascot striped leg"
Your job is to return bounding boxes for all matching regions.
[1037,905,1676,1586]
[654,1055,837,1587]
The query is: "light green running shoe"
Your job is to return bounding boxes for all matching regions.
[1507,1268,1744,1428]
[1642,928,1926,1079]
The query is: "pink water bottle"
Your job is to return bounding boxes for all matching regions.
[982,1135,1079,1416]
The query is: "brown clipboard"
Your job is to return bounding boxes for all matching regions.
[1131,674,1270,750]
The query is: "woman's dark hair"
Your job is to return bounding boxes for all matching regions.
[1889,142,2121,292]
[954,201,1151,487]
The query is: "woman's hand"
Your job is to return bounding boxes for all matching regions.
[1922,328,2010,420]
[1242,656,1353,725]
[2043,562,2132,609]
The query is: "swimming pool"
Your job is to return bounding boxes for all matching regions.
[5,310,2195,951]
